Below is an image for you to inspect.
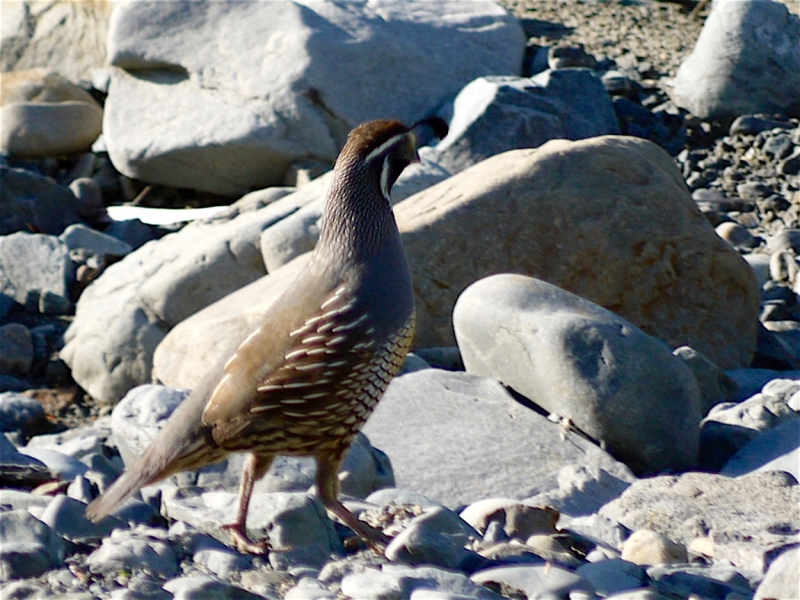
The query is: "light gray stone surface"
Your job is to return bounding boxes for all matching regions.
[754,545,800,600]
[599,470,800,573]
[454,275,702,474]
[363,369,632,508]
[104,0,524,195]
[721,417,800,479]
[673,0,800,122]
[424,70,619,173]
[0,510,66,582]
[0,232,73,316]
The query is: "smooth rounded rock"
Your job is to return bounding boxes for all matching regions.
[0,391,44,431]
[470,564,595,599]
[1,101,103,157]
[454,274,702,474]
[621,529,687,566]
[754,545,800,600]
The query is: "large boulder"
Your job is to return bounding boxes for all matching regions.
[453,275,703,474]
[672,0,800,122]
[423,70,620,174]
[396,135,759,369]
[103,0,524,196]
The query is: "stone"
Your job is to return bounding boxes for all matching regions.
[460,500,559,539]
[0,391,44,431]
[673,0,800,122]
[0,5,111,83]
[162,576,263,600]
[0,434,51,486]
[0,232,74,316]
[0,510,66,582]
[716,221,758,248]
[104,0,524,195]
[68,178,105,221]
[60,224,133,261]
[341,564,502,600]
[721,418,800,479]
[61,192,309,403]
[599,470,800,573]
[0,323,33,376]
[620,529,687,566]
[385,506,479,569]
[0,166,81,236]
[363,369,632,508]
[1,100,103,158]
[39,494,124,543]
[16,446,88,480]
[454,275,702,474]
[575,558,646,596]
[86,528,179,579]
[523,464,634,518]
[395,136,760,369]
[673,346,739,415]
[163,490,341,554]
[646,563,757,600]
[470,564,595,598]
[423,70,619,174]
[755,545,800,600]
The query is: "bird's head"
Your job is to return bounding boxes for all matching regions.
[319,117,448,257]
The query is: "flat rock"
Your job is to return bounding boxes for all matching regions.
[362,369,632,508]
[599,470,800,573]
[0,510,66,582]
[104,0,524,195]
[395,136,760,369]
[673,0,800,122]
[425,70,619,173]
[454,274,702,474]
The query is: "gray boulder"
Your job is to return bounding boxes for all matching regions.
[453,274,702,474]
[673,0,800,122]
[721,417,800,479]
[362,369,633,508]
[104,0,524,195]
[424,70,620,173]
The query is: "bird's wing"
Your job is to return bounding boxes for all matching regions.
[201,278,378,449]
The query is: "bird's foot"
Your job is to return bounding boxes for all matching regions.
[221,523,270,555]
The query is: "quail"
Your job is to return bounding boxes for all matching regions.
[86,117,449,553]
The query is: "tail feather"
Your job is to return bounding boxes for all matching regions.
[85,457,160,522]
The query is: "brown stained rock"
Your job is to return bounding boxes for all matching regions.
[395,135,759,369]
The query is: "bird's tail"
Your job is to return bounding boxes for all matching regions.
[85,452,162,522]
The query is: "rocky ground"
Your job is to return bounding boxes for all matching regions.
[1,0,800,599]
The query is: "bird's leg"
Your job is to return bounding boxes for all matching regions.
[222,452,274,554]
[316,453,390,552]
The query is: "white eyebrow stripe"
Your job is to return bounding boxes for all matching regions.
[365,134,406,163]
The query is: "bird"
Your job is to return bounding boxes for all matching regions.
[86,116,449,554]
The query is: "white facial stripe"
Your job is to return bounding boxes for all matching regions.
[365,133,406,163]
[380,158,391,202]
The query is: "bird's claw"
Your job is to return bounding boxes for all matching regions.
[221,523,270,555]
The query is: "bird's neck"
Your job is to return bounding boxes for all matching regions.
[316,166,396,266]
